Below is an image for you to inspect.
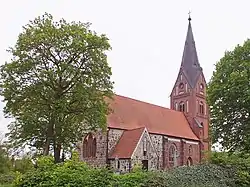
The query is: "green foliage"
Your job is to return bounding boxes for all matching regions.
[0,147,11,174]
[0,173,15,185]
[112,170,147,187]
[0,12,114,162]
[210,151,250,186]
[13,157,34,174]
[13,154,238,187]
[15,156,113,187]
[207,39,250,152]
[143,164,235,187]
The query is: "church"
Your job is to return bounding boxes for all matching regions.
[77,16,210,172]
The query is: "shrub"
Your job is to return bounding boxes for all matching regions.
[14,156,114,187]
[14,154,240,187]
[143,164,235,187]
[0,172,18,185]
[210,151,250,186]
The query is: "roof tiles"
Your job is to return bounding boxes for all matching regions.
[109,127,145,159]
[107,95,198,141]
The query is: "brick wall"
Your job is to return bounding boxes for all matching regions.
[163,136,200,169]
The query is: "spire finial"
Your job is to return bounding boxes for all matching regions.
[188,11,192,21]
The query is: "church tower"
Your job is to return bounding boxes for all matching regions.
[170,15,210,158]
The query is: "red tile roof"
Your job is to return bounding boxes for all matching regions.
[109,127,145,159]
[107,95,198,141]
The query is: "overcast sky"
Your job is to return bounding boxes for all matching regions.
[0,0,250,133]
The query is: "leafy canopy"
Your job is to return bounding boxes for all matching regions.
[207,39,250,152]
[0,13,113,162]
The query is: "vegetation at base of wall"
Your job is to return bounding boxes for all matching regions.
[11,153,237,187]
[1,151,250,186]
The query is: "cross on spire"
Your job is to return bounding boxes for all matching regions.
[188,11,192,21]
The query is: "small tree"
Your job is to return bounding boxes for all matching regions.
[0,13,113,162]
[207,39,250,152]
[0,132,11,173]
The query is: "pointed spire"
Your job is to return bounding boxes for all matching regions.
[180,14,202,88]
[188,11,192,21]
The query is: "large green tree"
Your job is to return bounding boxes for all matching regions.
[207,39,250,152]
[0,13,113,162]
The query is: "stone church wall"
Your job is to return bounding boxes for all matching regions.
[109,159,131,173]
[107,128,123,153]
[131,131,158,170]
[79,130,107,167]
[150,134,163,169]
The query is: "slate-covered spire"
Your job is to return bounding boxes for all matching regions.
[180,15,202,88]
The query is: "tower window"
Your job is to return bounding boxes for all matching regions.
[179,83,184,90]
[175,102,178,110]
[199,101,204,114]
[179,102,185,112]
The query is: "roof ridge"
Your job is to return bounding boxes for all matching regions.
[114,94,183,114]
[126,127,145,132]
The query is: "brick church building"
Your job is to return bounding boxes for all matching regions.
[78,16,210,172]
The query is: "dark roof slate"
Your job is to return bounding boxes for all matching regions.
[180,19,203,88]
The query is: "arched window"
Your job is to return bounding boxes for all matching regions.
[179,102,185,112]
[169,144,178,167]
[188,145,192,156]
[187,157,193,166]
[199,101,204,114]
[175,102,178,110]
[82,133,97,158]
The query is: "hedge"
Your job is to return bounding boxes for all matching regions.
[13,155,237,187]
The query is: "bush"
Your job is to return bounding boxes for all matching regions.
[0,172,17,185]
[14,157,114,187]
[13,153,240,187]
[210,151,250,186]
[143,164,235,187]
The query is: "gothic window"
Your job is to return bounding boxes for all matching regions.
[179,102,185,112]
[143,137,147,156]
[82,133,97,158]
[117,160,120,169]
[199,101,204,114]
[188,145,192,156]
[187,157,193,166]
[169,144,178,167]
[175,102,178,110]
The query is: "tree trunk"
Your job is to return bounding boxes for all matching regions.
[43,138,50,156]
[43,123,53,156]
[54,142,61,163]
